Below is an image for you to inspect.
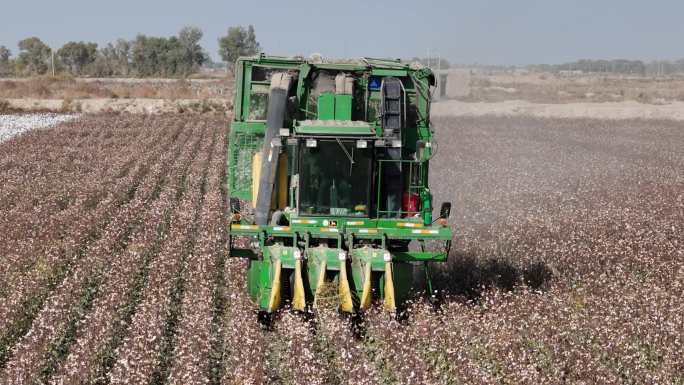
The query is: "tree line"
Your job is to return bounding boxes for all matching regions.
[0,25,260,78]
[526,59,684,76]
[527,60,647,75]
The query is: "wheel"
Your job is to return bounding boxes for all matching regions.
[257,310,275,329]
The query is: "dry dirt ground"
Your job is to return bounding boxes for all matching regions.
[432,99,684,121]
[0,77,233,114]
[6,73,684,120]
[0,114,682,384]
[447,71,684,104]
[0,77,233,100]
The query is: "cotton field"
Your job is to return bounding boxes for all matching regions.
[0,114,681,385]
[0,114,79,143]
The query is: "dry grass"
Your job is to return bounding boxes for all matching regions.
[0,76,233,100]
[0,99,16,114]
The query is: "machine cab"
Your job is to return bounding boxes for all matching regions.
[297,139,373,217]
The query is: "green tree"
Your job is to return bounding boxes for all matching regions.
[131,34,165,77]
[218,25,260,72]
[177,26,206,75]
[130,27,207,77]
[97,39,131,76]
[17,37,51,75]
[113,39,131,75]
[57,41,98,75]
[0,46,9,63]
[0,45,11,76]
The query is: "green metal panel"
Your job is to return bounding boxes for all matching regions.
[318,92,335,120]
[313,63,368,71]
[306,252,325,299]
[228,122,264,199]
[241,63,252,121]
[230,221,452,242]
[233,60,247,121]
[252,54,305,68]
[393,251,448,262]
[378,262,413,302]
[247,259,265,300]
[265,244,297,268]
[334,94,353,120]
[371,68,407,77]
[294,123,374,136]
[307,247,343,271]
[296,63,312,113]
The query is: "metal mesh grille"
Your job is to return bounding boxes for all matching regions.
[229,131,262,199]
[376,159,427,217]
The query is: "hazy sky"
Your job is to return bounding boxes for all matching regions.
[1,0,683,65]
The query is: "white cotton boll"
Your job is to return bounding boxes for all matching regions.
[0,113,80,143]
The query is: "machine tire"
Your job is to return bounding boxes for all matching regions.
[257,311,275,330]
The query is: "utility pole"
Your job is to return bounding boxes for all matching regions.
[51,48,55,76]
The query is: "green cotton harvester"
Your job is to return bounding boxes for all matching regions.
[227,54,453,321]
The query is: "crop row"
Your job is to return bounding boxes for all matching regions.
[0,116,186,371]
[220,258,267,384]
[47,120,206,385]
[0,116,145,253]
[418,116,684,384]
[0,117,196,383]
[164,122,224,385]
[0,116,160,300]
[107,120,212,384]
[0,115,180,296]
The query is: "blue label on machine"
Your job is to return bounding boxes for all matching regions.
[368,76,381,90]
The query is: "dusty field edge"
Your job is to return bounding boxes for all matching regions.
[6,97,684,121]
[3,98,231,114]
[433,99,684,121]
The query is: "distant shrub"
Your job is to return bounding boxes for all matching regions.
[0,99,15,113]
[61,97,82,113]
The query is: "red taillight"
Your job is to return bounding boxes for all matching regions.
[402,192,420,216]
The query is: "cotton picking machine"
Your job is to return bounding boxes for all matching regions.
[228,54,453,320]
